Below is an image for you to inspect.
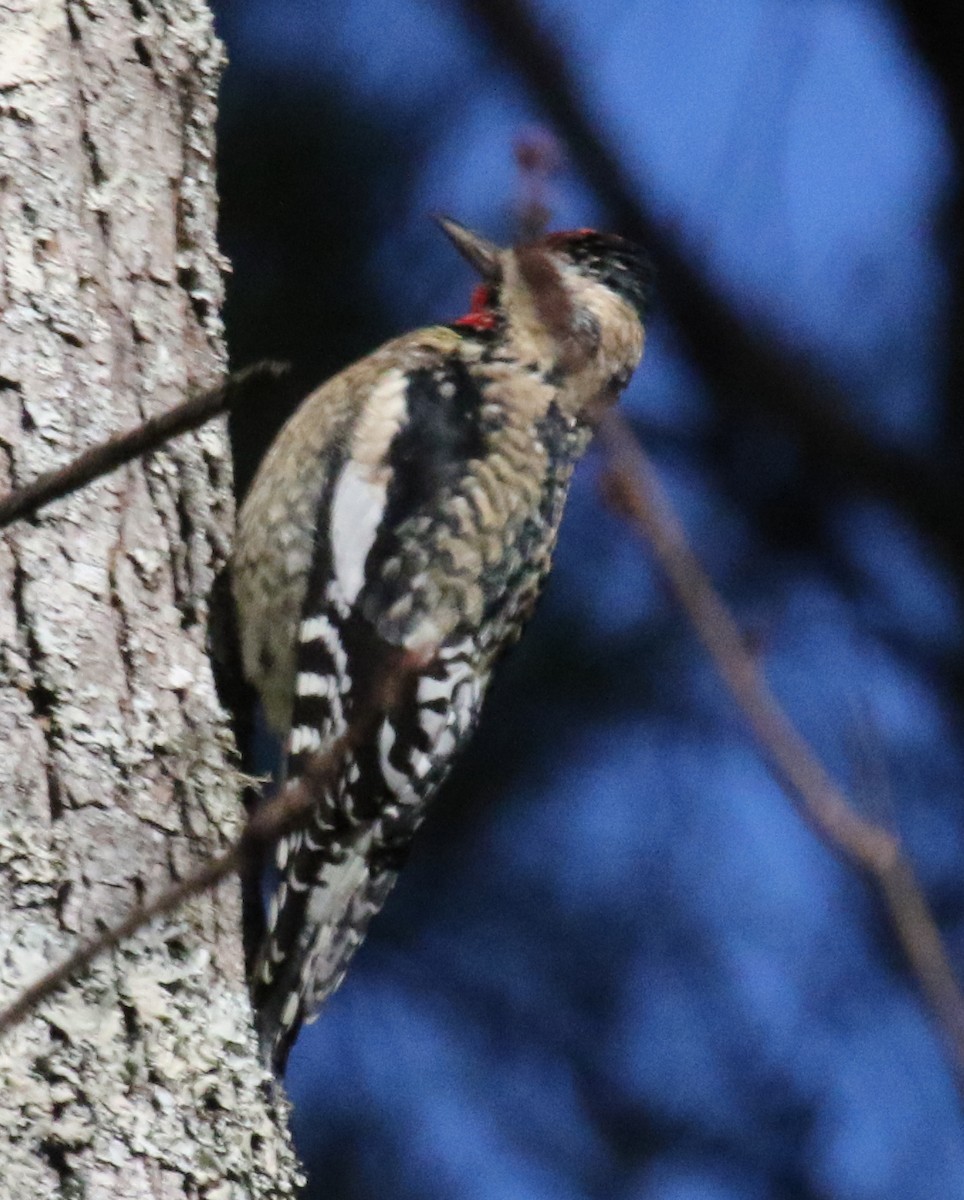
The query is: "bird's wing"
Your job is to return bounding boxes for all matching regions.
[251,346,490,1071]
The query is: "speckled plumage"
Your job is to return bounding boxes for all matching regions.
[232,220,652,1071]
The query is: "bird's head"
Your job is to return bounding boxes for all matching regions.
[437,216,653,422]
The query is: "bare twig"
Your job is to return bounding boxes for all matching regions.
[514,130,559,241]
[597,410,964,1082]
[0,844,248,1036]
[890,1,964,155]
[0,360,289,530]
[0,736,344,1038]
[0,642,427,1037]
[455,0,964,575]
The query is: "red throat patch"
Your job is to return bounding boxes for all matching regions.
[453,283,498,330]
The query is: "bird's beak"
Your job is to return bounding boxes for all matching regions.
[434,216,501,281]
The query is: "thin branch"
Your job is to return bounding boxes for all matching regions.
[0,643,422,1037]
[455,0,964,575]
[0,360,290,530]
[597,410,964,1084]
[0,736,345,1038]
[890,0,964,156]
[0,843,247,1035]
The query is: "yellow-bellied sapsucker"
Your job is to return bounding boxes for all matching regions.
[232,218,653,1070]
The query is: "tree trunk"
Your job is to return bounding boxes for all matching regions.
[0,2,301,1195]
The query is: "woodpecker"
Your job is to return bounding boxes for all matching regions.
[232,218,653,1071]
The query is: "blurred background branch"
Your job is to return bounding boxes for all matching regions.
[456,0,964,588]
[212,0,964,1193]
[598,409,964,1088]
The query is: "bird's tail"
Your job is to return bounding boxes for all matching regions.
[251,813,400,1073]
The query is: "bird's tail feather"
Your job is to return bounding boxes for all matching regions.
[252,820,399,1073]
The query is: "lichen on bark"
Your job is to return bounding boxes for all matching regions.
[0,2,301,1195]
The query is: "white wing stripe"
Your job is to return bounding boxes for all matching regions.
[328,369,409,607]
[290,725,323,754]
[296,671,337,698]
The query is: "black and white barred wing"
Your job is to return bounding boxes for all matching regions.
[253,625,484,1068]
[252,359,489,1069]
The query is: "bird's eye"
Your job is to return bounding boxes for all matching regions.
[609,365,631,392]
[573,308,601,352]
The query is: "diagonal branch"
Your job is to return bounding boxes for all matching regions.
[455,0,964,574]
[0,361,289,530]
[0,738,342,1038]
[597,410,964,1086]
[890,0,964,156]
[0,647,419,1039]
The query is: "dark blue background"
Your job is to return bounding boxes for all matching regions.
[212,2,964,1195]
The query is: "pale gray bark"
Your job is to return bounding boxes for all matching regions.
[0,2,301,1195]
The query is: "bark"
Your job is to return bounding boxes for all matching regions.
[0,2,301,1196]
